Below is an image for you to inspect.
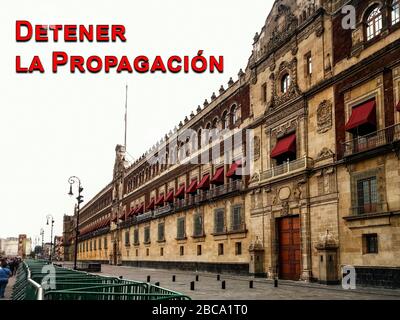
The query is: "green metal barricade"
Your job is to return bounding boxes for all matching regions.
[12,260,191,300]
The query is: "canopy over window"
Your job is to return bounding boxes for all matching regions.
[271,134,296,159]
[345,100,377,132]
[197,174,210,190]
[165,190,174,203]
[210,167,224,185]
[226,160,242,178]
[146,198,155,211]
[174,184,186,199]
[186,180,198,194]
[155,194,165,206]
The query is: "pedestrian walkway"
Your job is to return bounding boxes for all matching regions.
[3,276,15,300]
[97,264,400,300]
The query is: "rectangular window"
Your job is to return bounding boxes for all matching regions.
[135,249,138,257]
[235,242,242,255]
[180,245,184,256]
[160,247,164,256]
[197,245,202,256]
[134,229,139,245]
[193,213,204,237]
[363,234,378,254]
[305,52,312,76]
[104,237,108,250]
[214,209,225,234]
[125,231,130,246]
[357,177,378,214]
[231,206,243,232]
[144,226,151,244]
[98,238,101,250]
[158,223,165,242]
[177,217,186,239]
[94,240,96,251]
[90,241,92,251]
[393,1,400,25]
[146,248,149,256]
[262,83,267,103]
[218,243,224,256]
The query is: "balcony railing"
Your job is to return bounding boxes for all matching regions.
[260,156,313,181]
[206,180,243,199]
[342,124,400,157]
[136,211,154,222]
[228,223,247,233]
[154,204,172,217]
[350,202,385,216]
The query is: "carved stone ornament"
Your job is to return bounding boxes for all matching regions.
[250,172,260,183]
[316,147,335,161]
[253,136,261,161]
[317,100,332,133]
[281,201,290,216]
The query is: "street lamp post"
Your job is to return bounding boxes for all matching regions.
[40,228,44,259]
[46,214,55,262]
[68,176,84,270]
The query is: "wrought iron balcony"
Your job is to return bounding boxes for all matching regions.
[136,211,154,222]
[154,204,172,217]
[206,180,243,200]
[342,124,400,157]
[260,156,313,182]
[349,202,386,216]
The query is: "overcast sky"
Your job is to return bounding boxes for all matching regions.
[0,0,273,244]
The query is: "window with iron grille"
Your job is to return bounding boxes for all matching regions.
[144,226,151,244]
[133,229,139,245]
[125,231,130,246]
[357,177,378,214]
[104,237,108,249]
[366,6,383,41]
[214,209,225,234]
[193,213,204,237]
[158,223,165,242]
[177,217,186,239]
[231,206,243,231]
[363,234,378,254]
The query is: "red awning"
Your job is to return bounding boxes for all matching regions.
[186,180,198,194]
[128,207,136,217]
[146,198,155,211]
[137,203,145,214]
[210,167,225,185]
[396,101,400,112]
[226,160,242,178]
[271,134,296,158]
[174,184,186,199]
[165,190,174,203]
[197,174,210,190]
[155,194,165,206]
[345,100,377,132]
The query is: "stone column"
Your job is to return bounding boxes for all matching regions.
[300,197,312,282]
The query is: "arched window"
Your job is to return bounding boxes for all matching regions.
[197,128,203,149]
[281,74,291,94]
[393,0,400,25]
[366,6,383,41]
[222,111,229,129]
[231,105,238,125]
[212,117,219,129]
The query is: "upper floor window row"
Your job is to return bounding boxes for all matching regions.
[366,2,400,42]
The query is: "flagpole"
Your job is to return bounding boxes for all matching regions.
[124,84,128,150]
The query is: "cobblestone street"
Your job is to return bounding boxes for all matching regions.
[96,264,400,300]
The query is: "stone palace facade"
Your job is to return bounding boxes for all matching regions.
[63,0,400,288]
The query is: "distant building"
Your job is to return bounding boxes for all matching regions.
[0,238,19,257]
[17,234,32,258]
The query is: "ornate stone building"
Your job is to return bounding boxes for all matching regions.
[64,0,400,287]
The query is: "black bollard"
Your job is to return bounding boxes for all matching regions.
[196,275,199,282]
[217,274,221,281]
[147,275,151,282]
[221,280,226,289]
[155,282,160,287]
[249,280,253,289]
[172,275,176,282]
[190,281,195,291]
[274,279,278,287]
